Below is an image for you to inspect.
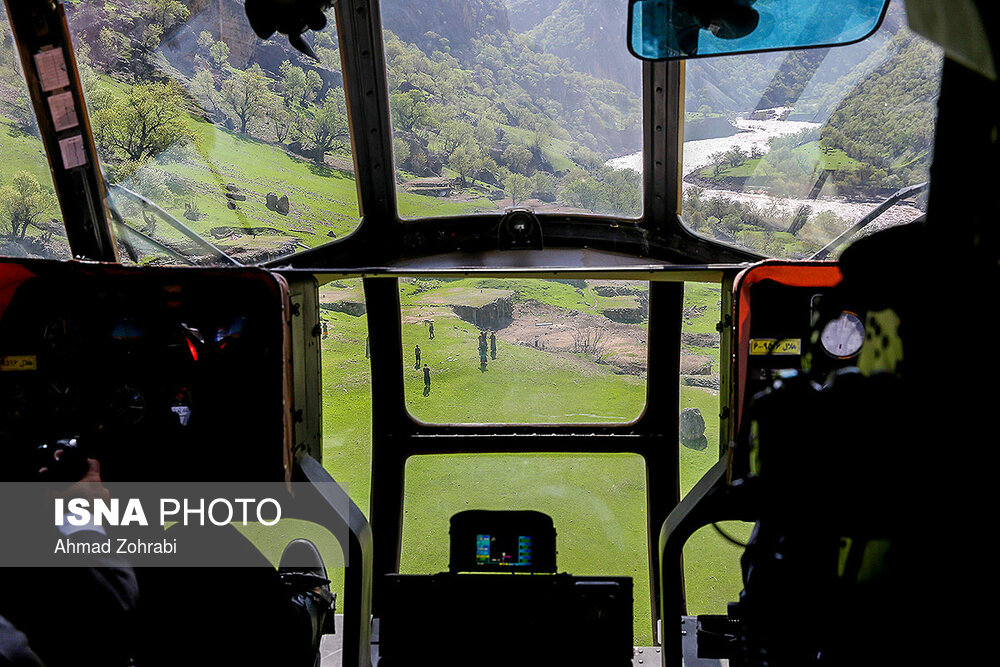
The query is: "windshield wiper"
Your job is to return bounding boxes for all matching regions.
[104,181,242,266]
[811,181,929,260]
[107,201,196,266]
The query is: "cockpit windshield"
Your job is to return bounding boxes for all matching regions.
[380,0,644,220]
[63,0,361,266]
[679,0,939,258]
[2,0,941,266]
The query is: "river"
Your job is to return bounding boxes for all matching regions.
[607,116,923,231]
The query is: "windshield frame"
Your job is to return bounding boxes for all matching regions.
[6,0,767,269]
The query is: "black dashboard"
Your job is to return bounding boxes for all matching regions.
[0,259,291,482]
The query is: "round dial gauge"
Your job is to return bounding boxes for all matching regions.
[820,311,865,359]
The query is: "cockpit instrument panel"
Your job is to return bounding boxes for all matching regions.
[730,263,867,478]
[0,259,291,482]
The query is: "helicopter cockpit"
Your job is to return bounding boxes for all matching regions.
[0,0,995,665]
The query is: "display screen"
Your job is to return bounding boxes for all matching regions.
[475,533,533,568]
[450,510,556,573]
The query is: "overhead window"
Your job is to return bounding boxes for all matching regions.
[380,0,643,220]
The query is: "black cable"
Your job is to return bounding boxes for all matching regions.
[712,522,749,548]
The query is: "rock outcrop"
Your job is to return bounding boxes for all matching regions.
[321,301,367,317]
[452,295,514,330]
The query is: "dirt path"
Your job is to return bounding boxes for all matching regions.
[497,300,648,375]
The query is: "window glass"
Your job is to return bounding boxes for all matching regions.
[0,7,69,260]
[400,278,647,424]
[684,521,753,615]
[678,282,750,613]
[679,282,721,475]
[319,277,372,633]
[320,278,372,516]
[400,453,652,644]
[65,1,359,266]
[681,0,940,258]
[380,0,642,219]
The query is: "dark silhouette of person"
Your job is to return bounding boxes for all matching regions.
[423,363,431,395]
[428,322,434,339]
[321,321,328,339]
[490,331,497,360]
[672,0,760,55]
[414,344,421,369]
[365,334,370,359]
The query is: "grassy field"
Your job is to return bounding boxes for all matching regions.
[320,279,746,645]
[699,141,861,180]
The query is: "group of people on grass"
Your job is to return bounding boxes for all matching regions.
[412,323,501,395]
[477,329,498,370]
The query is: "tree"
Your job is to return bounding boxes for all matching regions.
[222,64,272,135]
[95,27,131,71]
[449,142,484,188]
[300,90,349,162]
[571,325,607,360]
[438,119,473,156]
[278,61,322,107]
[502,170,532,206]
[474,120,498,148]
[133,0,189,74]
[501,143,533,175]
[0,172,55,241]
[390,90,434,133]
[191,68,221,119]
[561,174,601,210]
[209,40,231,69]
[533,169,554,190]
[92,82,194,166]
[197,31,215,52]
[141,0,190,34]
[267,104,297,143]
[724,146,750,168]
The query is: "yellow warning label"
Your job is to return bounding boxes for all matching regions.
[749,339,801,356]
[0,355,38,371]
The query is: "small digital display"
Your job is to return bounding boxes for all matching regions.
[475,533,533,568]
[451,510,555,573]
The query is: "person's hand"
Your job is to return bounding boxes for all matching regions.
[46,458,110,504]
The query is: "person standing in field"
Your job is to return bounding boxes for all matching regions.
[490,331,497,360]
[414,344,421,369]
[428,321,434,339]
[365,335,370,359]
[423,363,431,395]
